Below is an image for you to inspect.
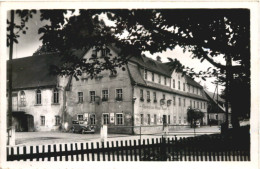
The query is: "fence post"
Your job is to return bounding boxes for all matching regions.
[160,136,167,161]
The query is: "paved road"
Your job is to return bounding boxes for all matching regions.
[14,126,220,146]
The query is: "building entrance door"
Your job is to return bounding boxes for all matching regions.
[163,115,167,124]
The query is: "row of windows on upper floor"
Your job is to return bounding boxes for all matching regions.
[77,89,123,103]
[140,89,207,109]
[143,69,202,96]
[18,89,59,107]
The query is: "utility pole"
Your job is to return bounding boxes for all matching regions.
[8,10,14,128]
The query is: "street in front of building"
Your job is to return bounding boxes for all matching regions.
[14,126,220,146]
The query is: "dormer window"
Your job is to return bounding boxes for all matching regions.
[101,48,106,57]
[92,49,97,57]
[164,77,167,85]
[152,73,154,82]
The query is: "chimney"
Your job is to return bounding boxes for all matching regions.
[156,56,161,62]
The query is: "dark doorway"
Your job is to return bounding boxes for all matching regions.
[12,112,34,131]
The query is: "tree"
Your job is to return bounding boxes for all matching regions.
[7,10,36,127]
[187,108,204,128]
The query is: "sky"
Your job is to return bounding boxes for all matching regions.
[7,10,224,94]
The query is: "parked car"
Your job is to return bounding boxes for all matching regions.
[195,121,200,127]
[71,120,95,134]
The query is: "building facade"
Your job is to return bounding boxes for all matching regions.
[9,46,208,133]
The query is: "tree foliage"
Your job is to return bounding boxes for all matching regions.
[187,108,204,128]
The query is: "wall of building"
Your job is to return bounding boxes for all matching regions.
[132,68,208,134]
[12,87,65,131]
[65,47,133,134]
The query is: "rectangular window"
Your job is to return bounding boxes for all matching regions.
[174,116,176,124]
[164,77,167,85]
[178,81,180,90]
[184,117,187,124]
[92,49,97,56]
[152,73,154,81]
[144,70,147,80]
[78,92,83,103]
[168,115,170,124]
[173,96,176,106]
[194,101,196,108]
[204,102,206,109]
[53,89,59,104]
[179,116,181,124]
[55,116,60,126]
[188,84,190,92]
[140,114,144,125]
[101,48,106,57]
[36,90,41,104]
[193,86,195,93]
[116,113,123,125]
[201,102,203,109]
[183,83,185,91]
[40,116,45,126]
[158,75,161,83]
[173,79,175,88]
[147,91,150,101]
[163,94,166,100]
[179,98,181,106]
[77,114,83,121]
[90,91,96,102]
[140,89,144,100]
[154,114,157,124]
[190,100,192,107]
[116,89,123,100]
[183,98,186,107]
[147,114,151,125]
[153,92,156,101]
[196,88,198,94]
[103,114,109,125]
[90,114,96,125]
[197,101,199,108]
[102,90,108,101]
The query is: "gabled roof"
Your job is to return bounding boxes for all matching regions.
[7,54,61,90]
[204,90,225,103]
[129,55,172,77]
[185,75,203,88]
[127,62,207,101]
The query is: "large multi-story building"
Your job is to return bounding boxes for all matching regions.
[8,45,208,134]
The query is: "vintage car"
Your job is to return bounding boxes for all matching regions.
[71,120,95,134]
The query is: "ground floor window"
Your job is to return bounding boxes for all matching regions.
[103,114,109,125]
[154,114,157,124]
[77,114,83,121]
[116,113,123,125]
[147,114,151,125]
[90,115,96,125]
[140,114,144,125]
[40,116,45,126]
[55,115,60,126]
